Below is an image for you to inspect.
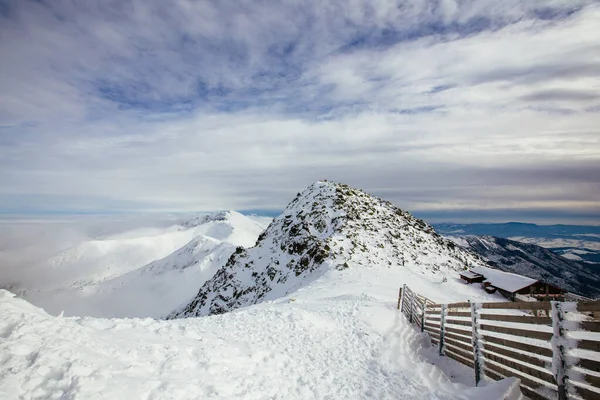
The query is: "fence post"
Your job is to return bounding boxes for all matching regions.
[471,302,482,386]
[397,286,403,310]
[409,288,415,324]
[439,303,447,356]
[400,284,407,314]
[551,301,568,400]
[420,300,427,333]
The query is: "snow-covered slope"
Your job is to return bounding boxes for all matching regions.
[0,268,521,400]
[37,226,204,290]
[170,181,488,318]
[21,211,270,318]
[450,235,600,299]
[0,184,527,399]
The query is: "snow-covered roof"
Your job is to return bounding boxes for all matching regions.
[470,266,538,293]
[460,270,483,279]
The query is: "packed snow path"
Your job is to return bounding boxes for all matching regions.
[0,270,521,399]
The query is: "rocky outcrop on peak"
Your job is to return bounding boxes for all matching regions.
[180,211,236,228]
[168,181,486,318]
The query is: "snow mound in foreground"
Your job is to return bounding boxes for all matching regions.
[171,181,487,318]
[0,268,522,400]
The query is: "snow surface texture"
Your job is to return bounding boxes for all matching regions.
[18,211,269,318]
[0,267,523,400]
[170,181,489,318]
[450,235,600,299]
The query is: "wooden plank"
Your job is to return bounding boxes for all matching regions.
[444,338,473,360]
[483,352,553,381]
[483,342,548,369]
[480,324,552,341]
[424,326,440,336]
[484,361,557,394]
[486,368,556,400]
[444,348,475,369]
[424,328,440,339]
[484,368,505,381]
[444,342,473,361]
[578,339,600,352]
[445,319,472,328]
[577,301,600,312]
[424,322,439,331]
[481,302,552,310]
[447,311,471,318]
[570,382,600,400]
[444,330,472,345]
[447,302,471,309]
[581,320,600,332]
[584,373,600,388]
[578,357,600,373]
[445,325,472,337]
[520,385,556,400]
[445,337,473,354]
[480,314,552,325]
[482,334,553,358]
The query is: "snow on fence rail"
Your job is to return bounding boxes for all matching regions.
[397,284,600,400]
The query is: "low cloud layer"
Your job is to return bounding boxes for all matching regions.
[1,0,599,222]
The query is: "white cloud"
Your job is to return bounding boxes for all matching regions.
[0,0,598,220]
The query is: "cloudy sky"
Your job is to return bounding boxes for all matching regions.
[1,0,599,223]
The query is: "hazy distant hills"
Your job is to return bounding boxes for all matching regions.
[433,222,600,239]
[434,222,600,264]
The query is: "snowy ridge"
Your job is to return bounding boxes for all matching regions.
[450,235,600,298]
[170,181,487,318]
[20,211,270,318]
[178,210,268,248]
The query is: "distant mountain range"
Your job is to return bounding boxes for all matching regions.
[434,222,600,264]
[15,211,270,318]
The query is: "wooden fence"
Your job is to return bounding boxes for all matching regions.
[398,284,600,400]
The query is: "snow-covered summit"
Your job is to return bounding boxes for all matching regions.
[179,210,268,248]
[169,181,486,318]
[181,210,238,227]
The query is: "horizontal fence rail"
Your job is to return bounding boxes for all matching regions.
[398,284,600,400]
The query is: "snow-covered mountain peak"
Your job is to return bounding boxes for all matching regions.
[179,210,268,248]
[169,181,485,318]
[181,210,242,228]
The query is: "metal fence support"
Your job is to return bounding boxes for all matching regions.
[397,286,403,310]
[551,301,568,400]
[471,302,482,386]
[409,288,415,324]
[439,303,447,356]
[420,300,427,333]
[400,284,407,314]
